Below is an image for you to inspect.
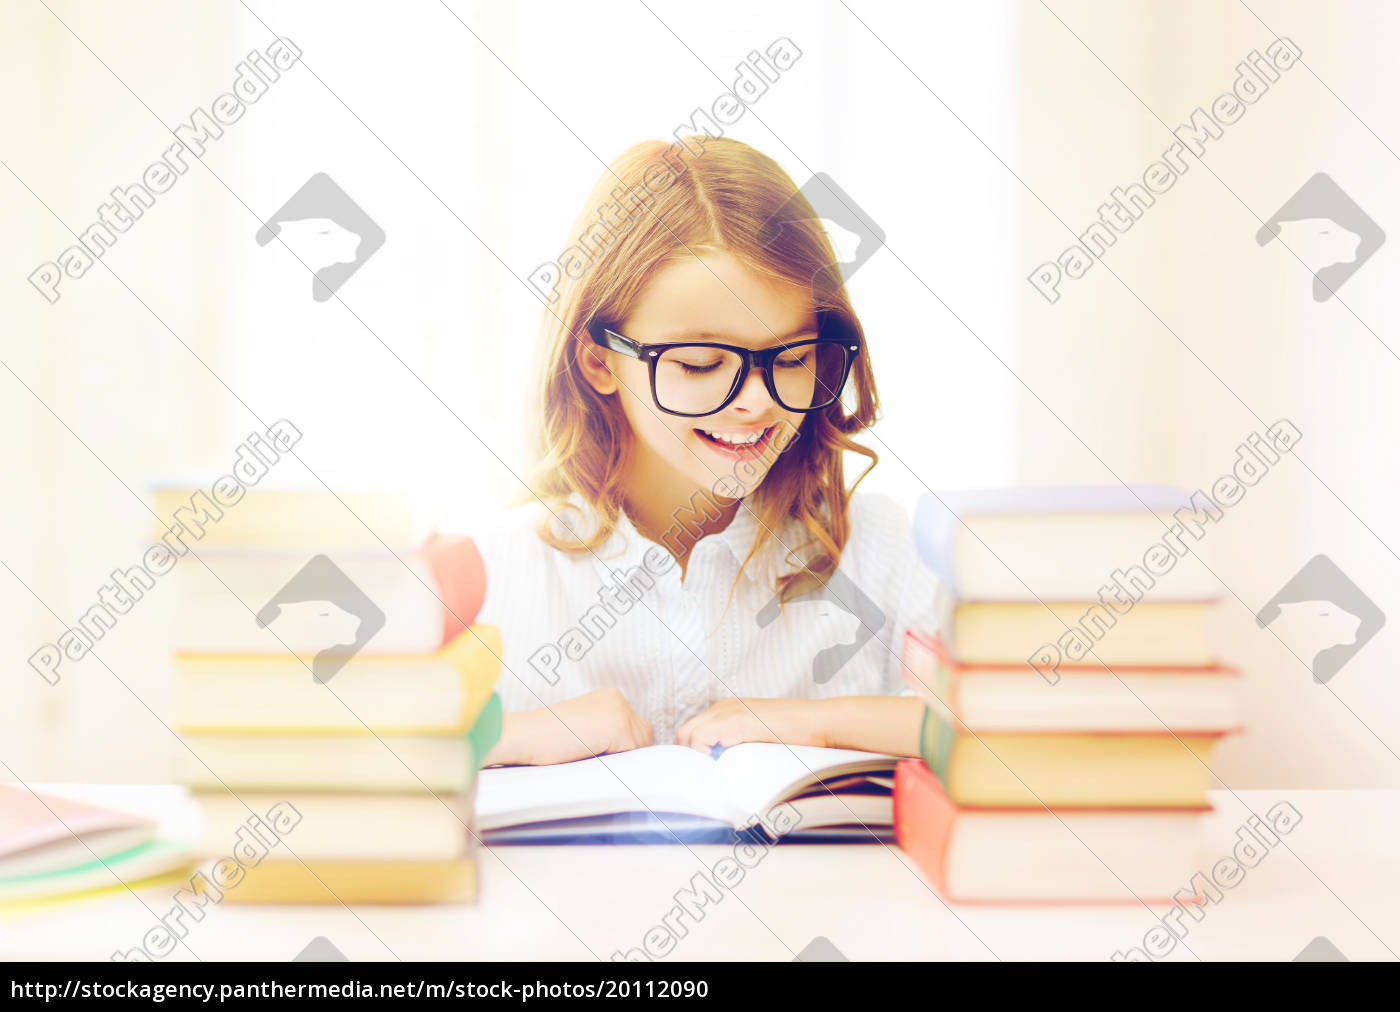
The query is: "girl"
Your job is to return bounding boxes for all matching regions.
[478,136,937,765]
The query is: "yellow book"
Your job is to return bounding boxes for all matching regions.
[175,626,500,735]
[221,858,478,905]
[181,695,504,791]
[921,709,1222,808]
[0,868,196,917]
[946,600,1214,666]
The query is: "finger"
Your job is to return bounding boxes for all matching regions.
[686,718,724,752]
[674,714,699,748]
[633,714,655,748]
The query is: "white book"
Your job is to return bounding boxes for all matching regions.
[915,486,1224,602]
[943,807,1209,902]
[477,744,897,842]
[164,549,443,654]
[179,733,478,792]
[195,790,474,862]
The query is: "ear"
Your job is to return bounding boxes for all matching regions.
[575,331,619,396]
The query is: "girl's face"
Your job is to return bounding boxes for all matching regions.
[583,250,815,506]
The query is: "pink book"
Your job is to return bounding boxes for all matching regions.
[0,786,156,880]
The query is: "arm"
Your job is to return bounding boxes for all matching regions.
[817,695,926,755]
[483,687,655,766]
[674,695,925,756]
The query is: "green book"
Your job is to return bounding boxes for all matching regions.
[467,693,503,769]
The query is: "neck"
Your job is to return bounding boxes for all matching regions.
[623,456,740,568]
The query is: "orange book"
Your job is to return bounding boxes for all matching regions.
[894,760,1210,904]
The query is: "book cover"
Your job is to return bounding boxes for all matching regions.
[219,857,478,905]
[894,759,1210,904]
[900,629,1240,733]
[917,707,1224,808]
[912,486,1221,602]
[175,625,502,736]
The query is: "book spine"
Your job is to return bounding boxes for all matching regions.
[893,759,956,898]
[900,630,957,716]
[468,694,503,768]
[918,707,957,784]
[424,534,487,645]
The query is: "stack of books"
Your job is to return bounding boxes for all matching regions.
[894,487,1239,903]
[0,787,192,906]
[157,487,503,904]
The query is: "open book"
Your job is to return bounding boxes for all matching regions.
[476,744,897,843]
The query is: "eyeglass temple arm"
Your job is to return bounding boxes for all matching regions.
[593,327,646,359]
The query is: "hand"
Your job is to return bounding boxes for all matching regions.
[487,688,655,766]
[674,697,829,752]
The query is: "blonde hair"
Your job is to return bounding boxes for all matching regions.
[523,136,880,604]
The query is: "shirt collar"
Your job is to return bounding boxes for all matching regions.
[715,501,755,555]
[560,491,784,585]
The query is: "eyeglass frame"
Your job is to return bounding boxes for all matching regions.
[585,314,861,418]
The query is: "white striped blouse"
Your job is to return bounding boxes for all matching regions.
[474,490,940,746]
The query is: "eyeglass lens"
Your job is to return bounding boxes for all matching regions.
[653,341,849,414]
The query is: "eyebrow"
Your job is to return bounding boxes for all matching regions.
[652,325,819,346]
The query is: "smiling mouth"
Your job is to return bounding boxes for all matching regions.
[693,424,777,456]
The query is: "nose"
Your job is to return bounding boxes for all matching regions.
[728,361,777,414]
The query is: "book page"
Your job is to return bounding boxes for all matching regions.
[714,744,895,821]
[476,745,731,830]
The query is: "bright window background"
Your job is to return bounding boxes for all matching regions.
[3,0,1397,789]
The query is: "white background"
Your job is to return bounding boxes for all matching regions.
[1,0,1396,793]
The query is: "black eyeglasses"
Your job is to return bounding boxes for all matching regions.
[586,315,860,417]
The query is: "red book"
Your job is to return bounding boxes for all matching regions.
[894,759,1212,904]
[422,534,488,646]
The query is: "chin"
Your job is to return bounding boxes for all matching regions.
[710,465,770,500]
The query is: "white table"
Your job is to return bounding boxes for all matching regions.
[4,788,1397,962]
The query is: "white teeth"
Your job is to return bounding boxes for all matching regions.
[702,427,766,446]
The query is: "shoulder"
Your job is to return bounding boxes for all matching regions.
[844,490,915,555]
[839,491,937,593]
